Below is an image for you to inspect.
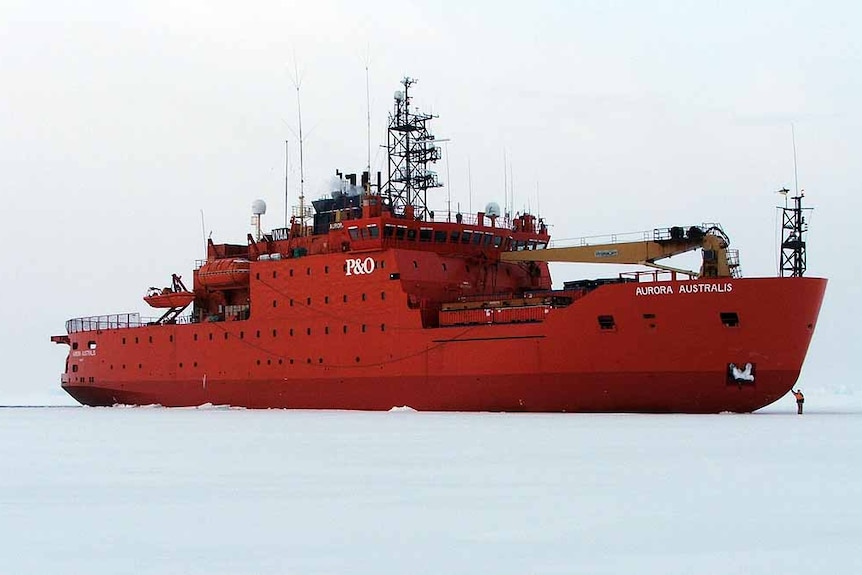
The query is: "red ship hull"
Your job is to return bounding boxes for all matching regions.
[58,266,826,413]
[53,80,825,413]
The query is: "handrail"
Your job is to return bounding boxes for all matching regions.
[65,313,195,333]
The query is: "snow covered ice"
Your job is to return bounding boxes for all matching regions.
[1,399,860,574]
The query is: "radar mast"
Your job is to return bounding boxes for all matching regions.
[385,77,442,220]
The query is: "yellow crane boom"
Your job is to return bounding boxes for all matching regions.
[501,225,739,278]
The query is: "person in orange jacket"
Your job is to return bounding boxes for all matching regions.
[792,389,805,414]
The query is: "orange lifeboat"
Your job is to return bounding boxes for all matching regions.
[144,290,196,309]
[196,259,250,289]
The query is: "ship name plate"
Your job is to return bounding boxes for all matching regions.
[635,282,733,296]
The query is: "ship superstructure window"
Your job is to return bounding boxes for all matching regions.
[472,233,482,246]
[88,341,97,350]
[368,224,379,238]
[419,228,433,242]
[384,224,395,238]
[435,230,447,243]
[396,226,407,240]
[494,236,503,248]
[407,228,417,241]
[461,231,472,244]
[484,233,493,246]
[598,315,616,330]
[450,231,460,243]
[72,342,79,350]
[720,312,740,327]
[348,226,360,240]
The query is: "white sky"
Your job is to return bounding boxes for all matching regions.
[1,0,859,404]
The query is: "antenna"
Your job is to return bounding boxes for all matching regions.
[502,149,507,221]
[792,123,799,197]
[284,140,289,227]
[365,56,372,191]
[200,209,207,259]
[445,143,452,222]
[467,158,473,218]
[290,60,307,235]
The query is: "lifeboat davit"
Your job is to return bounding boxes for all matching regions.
[144,290,195,309]
[196,259,250,289]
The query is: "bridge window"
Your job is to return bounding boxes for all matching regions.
[395,226,407,240]
[493,236,503,248]
[406,228,417,241]
[435,230,447,243]
[348,226,360,240]
[472,233,482,246]
[461,231,472,244]
[367,224,380,238]
[450,230,460,243]
[384,224,395,238]
[419,228,433,242]
[483,233,493,246]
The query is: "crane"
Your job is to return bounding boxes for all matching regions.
[501,225,740,279]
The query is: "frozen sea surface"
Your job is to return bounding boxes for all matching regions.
[1,402,860,575]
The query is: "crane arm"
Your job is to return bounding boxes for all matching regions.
[500,225,737,278]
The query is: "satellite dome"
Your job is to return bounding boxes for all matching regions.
[251,199,267,216]
[485,202,501,217]
[394,90,405,102]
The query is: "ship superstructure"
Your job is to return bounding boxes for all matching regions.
[51,79,826,413]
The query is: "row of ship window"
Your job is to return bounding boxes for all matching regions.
[271,291,386,308]
[347,223,548,251]
[119,323,387,345]
[258,259,388,279]
[93,355,364,373]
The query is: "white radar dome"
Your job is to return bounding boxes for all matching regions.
[394,90,405,102]
[251,199,267,215]
[485,202,501,217]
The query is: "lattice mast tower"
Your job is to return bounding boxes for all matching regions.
[385,77,442,220]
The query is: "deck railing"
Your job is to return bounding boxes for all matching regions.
[65,313,194,333]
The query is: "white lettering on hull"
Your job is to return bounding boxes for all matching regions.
[345,257,376,276]
[635,282,734,296]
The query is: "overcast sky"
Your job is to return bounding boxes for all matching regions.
[1,0,859,403]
